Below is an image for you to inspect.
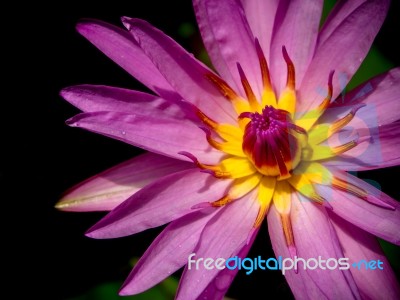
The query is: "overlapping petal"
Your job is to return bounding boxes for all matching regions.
[316,171,400,245]
[267,204,339,299]
[193,0,262,97]
[193,0,264,96]
[76,19,180,102]
[197,227,259,300]
[121,17,236,124]
[61,84,189,119]
[321,68,400,128]
[330,213,400,300]
[56,152,192,212]
[270,0,323,93]
[86,170,232,238]
[324,121,400,171]
[290,193,359,299]
[176,191,259,299]
[318,0,366,46]
[119,209,218,295]
[298,0,390,115]
[240,0,279,63]
[66,111,223,164]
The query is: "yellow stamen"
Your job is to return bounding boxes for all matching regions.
[332,177,368,199]
[207,175,261,208]
[278,90,296,116]
[331,140,358,155]
[295,162,332,185]
[237,63,261,112]
[255,39,272,92]
[211,195,233,207]
[195,109,245,152]
[204,128,245,157]
[308,105,365,145]
[295,71,334,131]
[288,174,325,204]
[214,124,243,142]
[219,156,257,179]
[206,72,240,101]
[307,124,330,145]
[254,204,268,228]
[206,72,250,115]
[189,155,256,179]
[277,47,296,116]
[303,140,358,161]
[262,89,278,110]
[196,161,220,172]
[196,109,218,129]
[281,213,296,253]
[273,180,291,214]
[254,39,277,108]
[211,171,233,179]
[328,105,365,136]
[229,174,263,199]
[258,177,276,206]
[178,151,220,173]
[253,177,276,228]
[283,46,295,90]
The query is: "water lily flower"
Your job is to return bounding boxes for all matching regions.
[57,0,400,299]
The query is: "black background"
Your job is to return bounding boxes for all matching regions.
[8,1,400,299]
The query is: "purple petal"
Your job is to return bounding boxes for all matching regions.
[193,0,237,92]
[290,193,360,299]
[198,227,259,300]
[270,0,324,93]
[318,0,366,46]
[121,17,236,124]
[298,0,390,115]
[316,171,400,245]
[56,152,191,212]
[176,191,259,300]
[193,0,261,98]
[321,68,400,128]
[119,209,218,295]
[66,111,223,164]
[330,213,400,300]
[60,84,190,119]
[76,20,179,102]
[324,121,400,171]
[240,0,279,62]
[267,204,334,299]
[331,170,399,211]
[86,169,232,238]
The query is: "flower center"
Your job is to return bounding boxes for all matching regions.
[240,106,303,179]
[178,39,369,251]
